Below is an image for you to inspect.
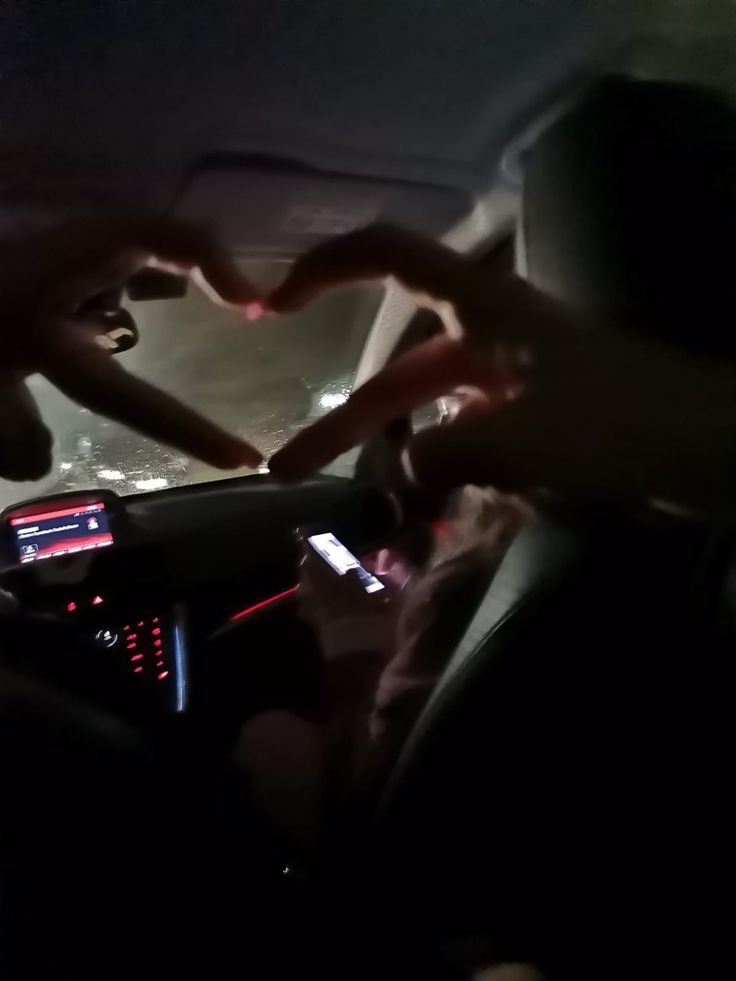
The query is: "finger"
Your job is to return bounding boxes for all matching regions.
[405,395,605,497]
[131,217,258,306]
[269,224,472,313]
[408,386,726,503]
[342,566,382,602]
[268,334,487,481]
[40,324,262,470]
[0,376,53,481]
[52,216,258,312]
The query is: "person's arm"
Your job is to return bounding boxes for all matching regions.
[322,649,386,794]
[268,224,736,518]
[298,546,395,792]
[0,212,262,480]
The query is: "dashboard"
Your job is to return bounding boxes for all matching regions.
[0,476,400,721]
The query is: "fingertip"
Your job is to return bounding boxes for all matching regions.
[240,445,265,470]
[266,453,298,482]
[214,439,263,471]
[243,300,266,321]
[266,284,304,315]
[264,294,287,315]
[267,448,309,483]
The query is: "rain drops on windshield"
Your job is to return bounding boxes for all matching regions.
[318,390,349,410]
[0,282,381,508]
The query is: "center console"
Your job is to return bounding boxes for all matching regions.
[0,490,188,714]
[78,600,187,713]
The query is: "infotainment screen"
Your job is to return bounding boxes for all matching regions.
[9,502,114,563]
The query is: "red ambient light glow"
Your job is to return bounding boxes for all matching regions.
[9,502,104,526]
[229,586,298,623]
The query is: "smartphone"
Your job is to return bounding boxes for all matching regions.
[307,532,385,594]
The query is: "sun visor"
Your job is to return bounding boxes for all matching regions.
[174,156,472,262]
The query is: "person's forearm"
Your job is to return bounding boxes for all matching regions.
[324,651,383,794]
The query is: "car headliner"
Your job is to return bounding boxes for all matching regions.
[1,2,728,218]
[0,1,731,506]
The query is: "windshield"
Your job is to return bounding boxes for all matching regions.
[0,279,382,509]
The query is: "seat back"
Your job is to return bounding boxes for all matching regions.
[375,515,728,977]
[374,75,736,976]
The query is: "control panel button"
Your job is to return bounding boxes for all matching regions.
[86,610,182,710]
[95,628,118,648]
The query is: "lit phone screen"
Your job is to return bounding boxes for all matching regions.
[307,532,384,594]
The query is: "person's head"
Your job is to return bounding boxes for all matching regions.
[371,486,527,762]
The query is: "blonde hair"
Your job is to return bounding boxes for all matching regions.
[371,487,531,758]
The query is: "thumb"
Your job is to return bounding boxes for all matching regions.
[405,402,545,495]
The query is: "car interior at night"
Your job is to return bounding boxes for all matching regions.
[0,3,733,979]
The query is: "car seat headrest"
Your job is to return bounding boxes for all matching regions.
[521,76,736,356]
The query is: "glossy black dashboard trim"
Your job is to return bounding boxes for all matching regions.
[121,470,332,506]
[0,476,402,611]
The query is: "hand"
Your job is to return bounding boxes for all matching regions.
[0,212,263,481]
[297,541,394,660]
[268,225,736,513]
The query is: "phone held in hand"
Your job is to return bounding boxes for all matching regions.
[307,531,385,594]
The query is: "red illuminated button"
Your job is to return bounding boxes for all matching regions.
[137,621,145,627]
[67,601,77,613]
[152,627,161,636]
[156,660,164,668]
[126,643,136,650]
[154,639,162,648]
[91,595,104,606]
[126,634,137,641]
[158,670,169,681]
[130,653,143,662]
[134,666,143,674]
[152,617,160,623]
[123,625,130,631]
